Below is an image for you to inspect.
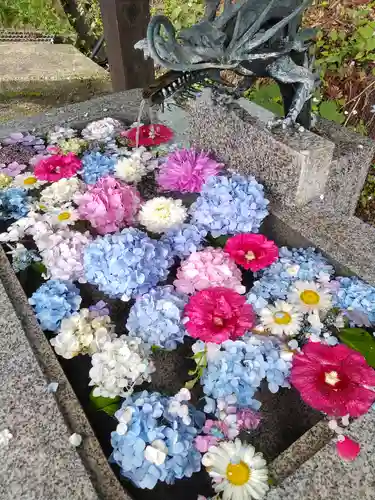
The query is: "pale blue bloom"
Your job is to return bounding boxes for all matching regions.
[190,175,269,237]
[81,152,115,184]
[28,279,81,331]
[126,285,187,349]
[0,188,30,220]
[110,390,204,489]
[160,223,207,259]
[333,276,375,325]
[10,246,41,273]
[84,228,173,300]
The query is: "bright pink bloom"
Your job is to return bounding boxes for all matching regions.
[125,124,173,147]
[236,409,261,431]
[174,247,245,295]
[224,233,279,272]
[75,176,141,234]
[157,148,223,193]
[291,342,375,417]
[183,287,255,344]
[336,436,361,461]
[34,153,81,181]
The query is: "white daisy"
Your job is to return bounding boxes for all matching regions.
[202,439,269,500]
[288,281,332,313]
[259,300,302,337]
[13,172,46,190]
[47,205,79,227]
[138,197,187,233]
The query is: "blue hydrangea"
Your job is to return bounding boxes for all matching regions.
[127,285,188,350]
[28,279,81,331]
[0,188,30,220]
[189,174,269,237]
[84,228,173,300]
[248,246,334,311]
[80,152,115,184]
[110,390,204,489]
[333,276,375,325]
[11,247,41,273]
[200,338,292,409]
[160,223,207,259]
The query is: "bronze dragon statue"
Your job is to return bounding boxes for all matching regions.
[136,0,319,129]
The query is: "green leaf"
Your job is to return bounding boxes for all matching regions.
[185,377,198,390]
[188,369,197,376]
[31,262,47,274]
[329,29,338,41]
[337,328,375,368]
[358,25,375,39]
[89,390,121,411]
[318,100,345,124]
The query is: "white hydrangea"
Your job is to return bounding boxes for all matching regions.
[138,197,187,233]
[115,156,147,183]
[89,336,155,398]
[0,211,51,243]
[50,309,115,359]
[47,126,77,144]
[81,117,123,142]
[39,177,84,208]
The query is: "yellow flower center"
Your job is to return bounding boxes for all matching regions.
[24,176,37,185]
[155,205,170,220]
[58,211,72,221]
[325,371,340,386]
[273,311,292,325]
[245,251,256,261]
[300,290,320,306]
[226,461,250,486]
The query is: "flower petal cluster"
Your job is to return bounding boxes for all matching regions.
[0,161,27,177]
[126,124,174,147]
[0,174,12,189]
[84,228,172,300]
[160,223,207,259]
[76,176,141,234]
[138,197,187,234]
[224,233,279,272]
[114,147,156,183]
[89,336,155,398]
[332,276,375,325]
[7,243,41,273]
[34,153,81,182]
[81,152,116,184]
[0,188,30,220]
[47,126,77,144]
[110,389,204,488]
[190,175,269,237]
[51,308,115,359]
[57,138,87,156]
[12,172,47,190]
[174,247,245,295]
[39,177,84,208]
[28,279,81,331]
[3,132,45,152]
[157,148,223,193]
[81,117,123,142]
[126,285,188,350]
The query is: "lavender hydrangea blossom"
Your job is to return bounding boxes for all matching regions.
[160,223,208,259]
[81,152,116,184]
[126,286,188,349]
[190,174,269,237]
[28,279,81,331]
[84,228,173,301]
[0,188,30,220]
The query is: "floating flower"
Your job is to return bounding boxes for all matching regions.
[29,280,81,332]
[336,436,361,461]
[0,161,27,177]
[84,228,172,300]
[89,336,155,398]
[190,175,269,237]
[110,389,204,488]
[126,124,174,147]
[259,300,303,337]
[114,147,156,183]
[224,233,279,272]
[57,137,87,156]
[51,308,115,359]
[202,439,269,500]
[291,342,375,417]
[81,117,123,143]
[34,153,81,182]
[288,281,332,313]
[3,132,45,151]
[0,188,30,220]
[126,285,188,350]
[174,247,245,295]
[157,148,223,193]
[160,223,207,259]
[76,176,141,234]
[183,287,255,343]
[138,197,187,233]
[39,177,84,207]
[47,125,77,144]
[6,243,41,273]
[47,205,79,227]
[81,152,116,184]
[0,174,12,189]
[12,171,47,190]
[332,276,375,325]
[89,300,110,318]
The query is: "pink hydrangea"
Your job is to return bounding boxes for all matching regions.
[157,148,223,193]
[236,409,261,431]
[75,176,141,234]
[34,153,81,181]
[174,247,245,295]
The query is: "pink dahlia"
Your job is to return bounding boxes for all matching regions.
[157,148,223,193]
[75,176,141,234]
[34,153,81,181]
[224,233,279,272]
[125,124,173,147]
[183,287,255,343]
[174,247,245,295]
[291,342,375,417]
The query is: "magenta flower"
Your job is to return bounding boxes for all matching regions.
[34,153,81,181]
[336,436,361,461]
[157,148,223,193]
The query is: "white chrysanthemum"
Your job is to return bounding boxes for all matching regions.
[12,172,46,190]
[39,177,84,207]
[81,117,123,142]
[259,300,303,337]
[138,197,187,233]
[115,156,147,183]
[202,439,269,500]
[50,309,114,359]
[89,336,155,398]
[47,205,79,227]
[288,281,332,313]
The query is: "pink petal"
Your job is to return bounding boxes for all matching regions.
[336,437,360,461]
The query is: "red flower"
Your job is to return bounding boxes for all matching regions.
[224,234,278,272]
[183,287,255,344]
[336,437,361,461]
[125,124,174,147]
[291,342,375,417]
[34,153,81,182]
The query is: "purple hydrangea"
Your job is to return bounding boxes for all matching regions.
[81,152,116,184]
[2,132,45,152]
[0,188,30,220]
[160,223,208,259]
[332,276,375,325]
